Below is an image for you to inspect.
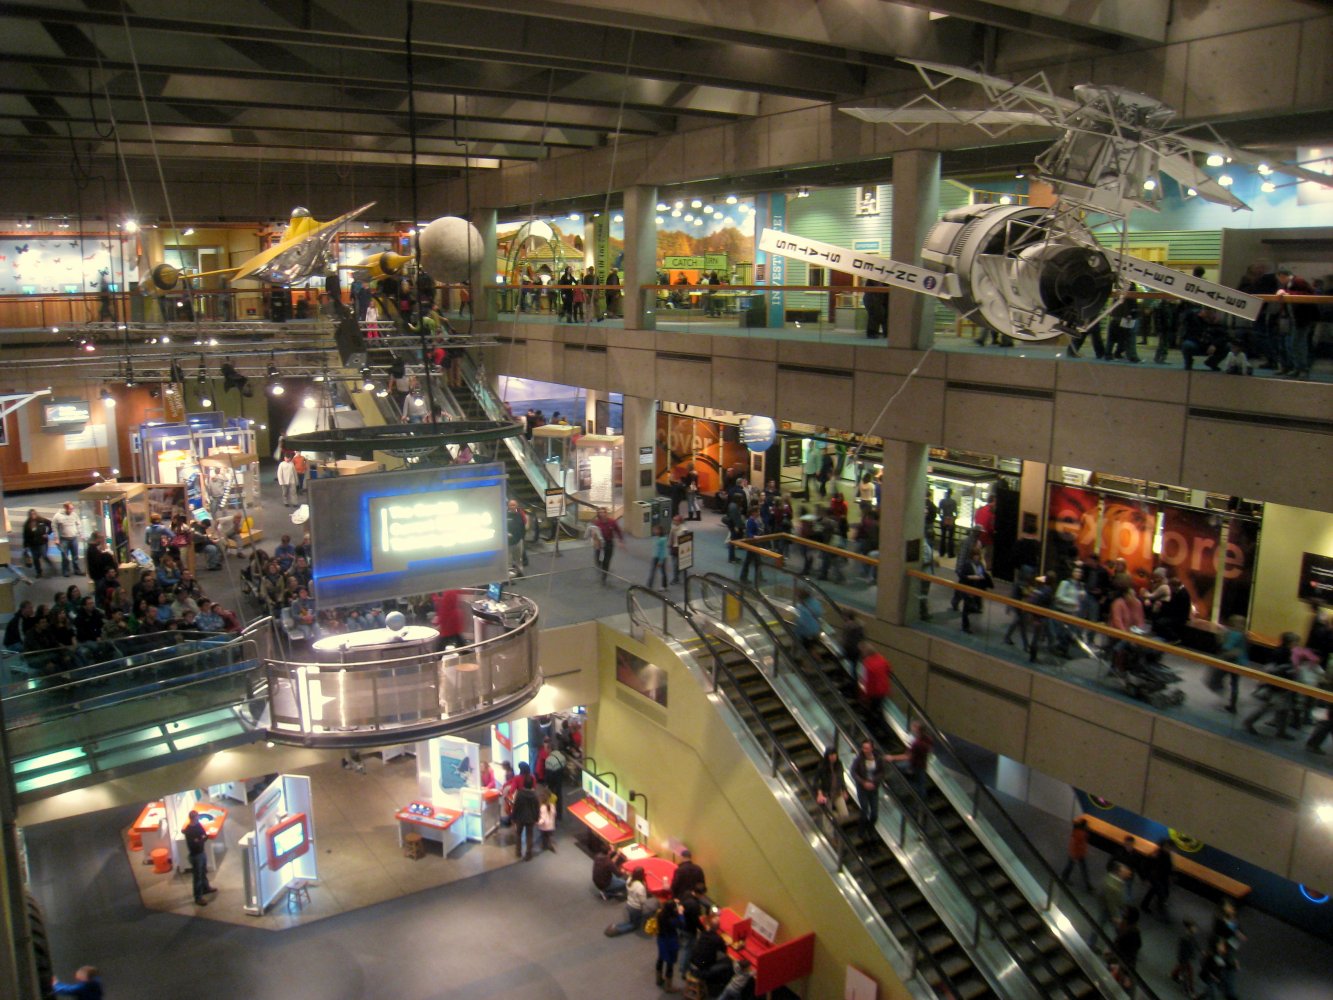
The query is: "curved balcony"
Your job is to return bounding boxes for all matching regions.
[265,590,541,748]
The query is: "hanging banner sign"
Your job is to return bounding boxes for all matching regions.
[676,530,694,571]
[758,228,959,298]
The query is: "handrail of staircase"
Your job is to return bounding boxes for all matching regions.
[625,585,974,998]
[693,573,1092,1000]
[763,567,1159,1000]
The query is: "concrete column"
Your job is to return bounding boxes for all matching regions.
[622,186,657,331]
[875,439,930,625]
[620,394,658,538]
[473,208,497,322]
[888,150,940,351]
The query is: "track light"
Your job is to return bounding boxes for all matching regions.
[221,362,252,396]
[1186,187,1198,197]
[725,194,738,204]
[655,202,668,211]
[100,387,115,407]
[690,199,702,208]
[1218,174,1234,188]
[1142,178,1157,191]
[1261,180,1276,193]
[266,359,284,396]
[796,187,810,198]
[360,367,375,392]
[302,390,317,409]
[409,392,426,412]
[1257,163,1272,176]
[123,219,139,233]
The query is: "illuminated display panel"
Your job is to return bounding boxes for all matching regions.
[310,464,508,608]
[265,812,311,870]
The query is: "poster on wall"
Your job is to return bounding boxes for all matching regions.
[615,646,667,708]
[437,735,480,792]
[1299,552,1333,602]
[1046,483,1099,571]
[856,185,880,217]
[588,453,614,504]
[656,411,746,494]
[1100,496,1160,591]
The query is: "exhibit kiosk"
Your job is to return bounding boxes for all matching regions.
[77,481,149,565]
[131,415,259,514]
[240,773,318,915]
[573,433,623,513]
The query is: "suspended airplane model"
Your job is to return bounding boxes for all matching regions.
[762,60,1333,342]
[147,202,379,293]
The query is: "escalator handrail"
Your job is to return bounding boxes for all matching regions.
[626,585,970,998]
[693,574,1086,1000]
[765,568,1158,1000]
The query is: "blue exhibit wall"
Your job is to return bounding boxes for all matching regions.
[1073,790,1333,941]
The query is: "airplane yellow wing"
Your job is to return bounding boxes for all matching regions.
[232,201,377,284]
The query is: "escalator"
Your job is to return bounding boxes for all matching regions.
[713,642,995,999]
[733,571,1151,999]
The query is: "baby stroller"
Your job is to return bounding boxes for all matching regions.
[1108,628,1185,707]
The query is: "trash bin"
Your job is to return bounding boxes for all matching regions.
[652,496,673,528]
[634,500,653,531]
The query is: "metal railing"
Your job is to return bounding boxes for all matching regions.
[689,573,1111,1000]
[740,570,1149,999]
[624,584,985,1000]
[265,590,541,745]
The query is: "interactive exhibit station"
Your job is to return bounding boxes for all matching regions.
[123,459,546,916]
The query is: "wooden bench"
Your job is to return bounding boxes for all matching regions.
[1076,813,1251,902]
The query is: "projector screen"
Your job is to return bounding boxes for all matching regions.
[309,463,509,608]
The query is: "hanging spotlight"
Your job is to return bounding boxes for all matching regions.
[196,357,207,385]
[123,219,139,233]
[1218,174,1234,187]
[360,367,375,391]
[684,213,694,222]
[266,357,284,396]
[613,214,623,223]
[409,392,427,412]
[998,195,1013,205]
[655,216,664,225]
[1142,177,1157,191]
[796,187,810,198]
[1257,163,1272,176]
[725,194,738,205]
[221,362,252,396]
[690,199,702,209]
[182,227,195,236]
[673,201,683,210]
[100,387,116,407]
[671,209,682,218]
[199,381,213,408]
[693,217,703,226]
[1261,180,1276,193]
[655,202,668,212]
[301,390,317,409]
[569,212,581,222]
[375,386,389,398]
[125,363,137,388]
[1206,152,1225,167]
[1186,187,1198,198]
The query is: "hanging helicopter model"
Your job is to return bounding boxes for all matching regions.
[761,60,1333,342]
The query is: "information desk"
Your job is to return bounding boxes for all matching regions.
[717,907,815,996]
[132,801,167,833]
[396,801,465,857]
[567,798,634,849]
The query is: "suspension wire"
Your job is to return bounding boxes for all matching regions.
[404,0,437,427]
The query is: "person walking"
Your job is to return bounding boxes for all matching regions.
[1140,837,1175,917]
[536,792,557,853]
[590,507,625,585]
[22,509,55,577]
[51,501,82,577]
[813,745,850,829]
[511,775,540,860]
[277,455,297,507]
[1060,817,1094,890]
[654,897,683,992]
[850,739,884,838]
[937,488,958,558]
[648,524,670,589]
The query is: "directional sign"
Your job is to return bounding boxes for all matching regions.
[758,228,959,298]
[676,531,694,572]
[545,488,566,519]
[1104,249,1262,321]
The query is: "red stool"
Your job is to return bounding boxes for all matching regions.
[128,829,143,852]
[150,848,172,874]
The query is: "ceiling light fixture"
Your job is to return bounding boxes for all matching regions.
[100,387,115,407]
[1261,180,1276,193]
[1218,174,1234,187]
[1206,153,1225,167]
[725,194,738,204]
[690,199,702,208]
[1142,178,1157,191]
[182,227,195,237]
[123,219,139,233]
[655,202,668,212]
[796,187,810,198]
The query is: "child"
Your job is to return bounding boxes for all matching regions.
[1219,339,1252,375]
[536,792,557,853]
[1170,919,1199,997]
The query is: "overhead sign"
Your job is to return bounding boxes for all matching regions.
[310,463,509,608]
[676,530,694,571]
[759,228,959,298]
[1104,249,1262,321]
[1299,552,1333,602]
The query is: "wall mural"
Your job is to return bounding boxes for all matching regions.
[0,236,133,296]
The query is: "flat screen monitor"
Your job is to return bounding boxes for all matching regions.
[41,399,91,430]
[487,581,503,602]
[265,812,312,870]
[309,464,509,608]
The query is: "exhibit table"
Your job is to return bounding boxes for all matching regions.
[567,798,634,849]
[717,907,815,996]
[620,842,654,863]
[396,801,465,856]
[132,800,167,833]
[633,856,678,899]
[311,625,439,660]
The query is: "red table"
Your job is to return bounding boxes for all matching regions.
[568,798,634,847]
[132,801,167,833]
[631,856,678,899]
[718,907,815,996]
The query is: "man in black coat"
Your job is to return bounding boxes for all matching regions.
[510,775,541,860]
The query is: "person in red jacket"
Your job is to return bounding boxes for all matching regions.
[858,641,892,740]
[432,589,466,647]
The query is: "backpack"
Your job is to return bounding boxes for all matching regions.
[545,749,566,780]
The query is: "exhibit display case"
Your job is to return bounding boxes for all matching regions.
[78,481,149,564]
